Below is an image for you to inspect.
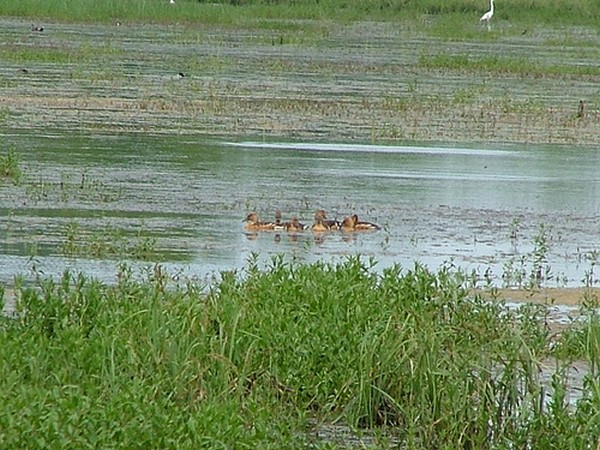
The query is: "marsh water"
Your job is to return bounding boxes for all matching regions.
[1,17,600,292]
[2,133,600,292]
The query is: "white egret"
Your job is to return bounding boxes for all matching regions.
[480,0,494,23]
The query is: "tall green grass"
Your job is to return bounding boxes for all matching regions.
[1,257,599,448]
[1,0,599,25]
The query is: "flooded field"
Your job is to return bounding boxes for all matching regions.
[2,134,600,294]
[1,17,600,143]
[1,17,600,300]
[2,16,600,447]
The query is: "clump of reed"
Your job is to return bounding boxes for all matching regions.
[0,147,22,185]
[1,257,599,448]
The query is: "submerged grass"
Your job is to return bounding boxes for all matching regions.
[61,221,158,261]
[2,256,600,448]
[0,43,123,65]
[419,53,600,78]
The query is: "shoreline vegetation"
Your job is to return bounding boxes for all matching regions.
[1,258,600,448]
[1,0,600,26]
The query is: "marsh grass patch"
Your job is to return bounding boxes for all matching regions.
[61,220,158,260]
[0,147,22,185]
[2,257,600,447]
[2,0,600,26]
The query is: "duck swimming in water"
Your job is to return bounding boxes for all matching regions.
[352,214,381,231]
[285,216,307,232]
[340,214,381,231]
[274,209,286,231]
[340,215,355,232]
[312,209,340,232]
[244,212,276,231]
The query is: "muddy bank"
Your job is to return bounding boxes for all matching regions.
[489,287,600,306]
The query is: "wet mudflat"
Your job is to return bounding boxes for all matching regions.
[1,17,600,143]
[1,17,600,302]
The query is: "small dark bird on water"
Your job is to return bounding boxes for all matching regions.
[178,72,186,78]
[31,24,44,32]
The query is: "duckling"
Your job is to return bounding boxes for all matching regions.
[352,214,381,231]
[312,216,329,233]
[312,209,339,232]
[244,212,276,231]
[340,215,356,232]
[340,214,381,232]
[273,209,286,231]
[285,216,306,232]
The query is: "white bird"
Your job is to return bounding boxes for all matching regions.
[169,0,175,3]
[480,0,494,23]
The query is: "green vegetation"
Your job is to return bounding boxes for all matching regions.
[501,223,558,289]
[1,43,123,65]
[0,147,22,185]
[61,221,158,260]
[554,293,600,364]
[419,54,600,78]
[1,256,600,448]
[1,0,600,26]
[25,171,123,204]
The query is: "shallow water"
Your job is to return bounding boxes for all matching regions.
[2,134,597,410]
[1,17,600,293]
[2,133,600,294]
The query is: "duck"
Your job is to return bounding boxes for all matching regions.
[340,214,381,232]
[352,214,381,231]
[312,209,339,232]
[244,212,276,231]
[340,215,356,232]
[285,216,306,232]
[31,24,44,32]
[273,209,286,231]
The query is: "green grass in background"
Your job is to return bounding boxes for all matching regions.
[1,0,599,26]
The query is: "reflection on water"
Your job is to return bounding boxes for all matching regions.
[1,134,600,289]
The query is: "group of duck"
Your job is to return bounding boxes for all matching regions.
[244,209,381,233]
